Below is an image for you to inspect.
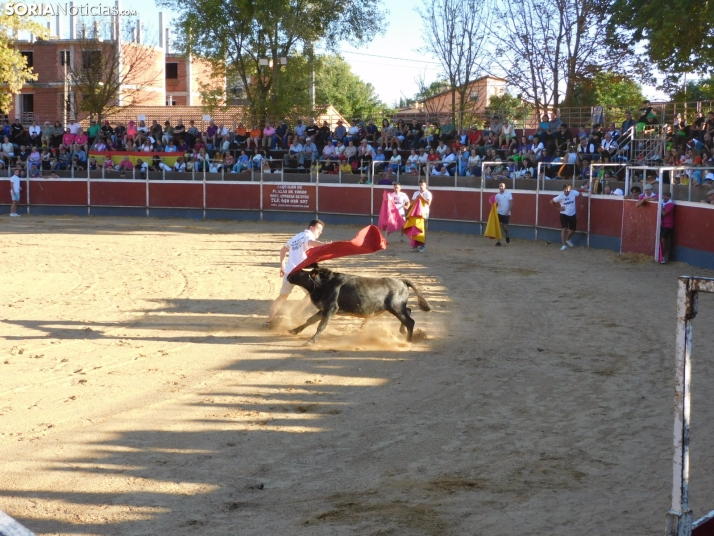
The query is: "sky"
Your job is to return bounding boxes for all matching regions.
[28,0,667,105]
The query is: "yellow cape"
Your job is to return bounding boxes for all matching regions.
[403,198,426,243]
[484,202,503,240]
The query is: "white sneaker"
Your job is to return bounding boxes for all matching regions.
[561,245,567,251]
[9,213,19,217]
[566,240,574,247]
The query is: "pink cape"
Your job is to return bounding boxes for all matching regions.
[378,191,405,233]
[290,225,387,274]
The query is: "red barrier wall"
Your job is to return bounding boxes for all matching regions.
[510,193,537,227]
[321,186,371,215]
[90,181,146,207]
[673,204,714,253]
[621,200,657,256]
[28,180,87,206]
[149,182,203,208]
[0,180,12,204]
[429,189,481,221]
[262,183,316,212]
[206,183,260,210]
[590,197,624,237]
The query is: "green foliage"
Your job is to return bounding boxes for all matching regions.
[159,0,386,120]
[670,78,714,102]
[315,55,387,120]
[0,6,48,112]
[609,0,714,75]
[485,93,529,121]
[570,71,645,108]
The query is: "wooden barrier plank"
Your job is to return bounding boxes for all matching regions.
[590,197,624,237]
[621,199,657,256]
[149,182,203,208]
[428,189,481,221]
[262,183,316,212]
[673,204,714,254]
[319,185,370,215]
[90,180,146,207]
[0,179,13,204]
[28,179,87,206]
[206,183,261,210]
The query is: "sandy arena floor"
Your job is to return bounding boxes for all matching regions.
[1,215,714,535]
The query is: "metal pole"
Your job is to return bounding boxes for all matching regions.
[665,277,698,536]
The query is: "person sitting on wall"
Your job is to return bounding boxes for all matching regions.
[333,120,347,144]
[299,137,318,168]
[284,139,302,169]
[152,155,172,172]
[246,124,262,150]
[186,120,200,148]
[319,121,332,147]
[174,156,187,172]
[274,120,288,149]
[233,150,250,173]
[263,122,276,150]
[116,155,134,172]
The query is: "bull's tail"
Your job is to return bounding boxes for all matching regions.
[403,279,431,312]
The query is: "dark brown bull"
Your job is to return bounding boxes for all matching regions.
[286,265,431,343]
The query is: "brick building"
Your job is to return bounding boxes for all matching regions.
[4,12,219,124]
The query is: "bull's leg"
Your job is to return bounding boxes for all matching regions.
[288,311,323,335]
[399,308,412,334]
[308,307,337,344]
[389,307,415,341]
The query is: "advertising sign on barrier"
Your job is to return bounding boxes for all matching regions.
[263,183,315,211]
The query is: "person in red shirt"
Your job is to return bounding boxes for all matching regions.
[74,128,88,152]
[62,128,75,150]
[660,191,675,264]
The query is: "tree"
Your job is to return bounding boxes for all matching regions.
[609,0,714,78]
[485,93,530,123]
[0,7,48,112]
[315,55,387,120]
[670,78,714,103]
[159,0,386,122]
[492,0,637,112]
[570,71,645,108]
[417,0,492,129]
[68,20,162,120]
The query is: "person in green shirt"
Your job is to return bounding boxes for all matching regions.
[87,119,101,147]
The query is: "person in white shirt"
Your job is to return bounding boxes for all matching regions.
[389,149,402,172]
[67,119,80,135]
[532,135,545,160]
[9,168,21,217]
[551,183,586,250]
[266,219,328,327]
[494,182,514,246]
[436,141,448,157]
[390,181,411,218]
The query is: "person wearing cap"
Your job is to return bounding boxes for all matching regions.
[298,137,318,168]
[701,190,714,204]
[373,146,386,173]
[703,172,714,185]
[551,183,587,250]
[333,120,346,144]
[636,183,658,206]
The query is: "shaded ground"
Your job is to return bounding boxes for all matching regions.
[1,215,714,535]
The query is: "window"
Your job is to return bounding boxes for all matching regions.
[469,91,479,102]
[82,50,101,70]
[60,50,70,66]
[166,63,178,79]
[21,94,34,113]
[20,51,33,68]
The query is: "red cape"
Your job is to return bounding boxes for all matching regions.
[378,191,405,233]
[290,224,387,274]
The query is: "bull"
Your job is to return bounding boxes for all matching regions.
[286,265,431,344]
